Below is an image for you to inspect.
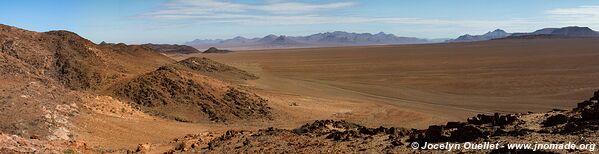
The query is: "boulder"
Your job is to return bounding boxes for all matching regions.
[543,114,569,127]
[449,125,488,142]
[424,125,450,142]
[467,113,518,126]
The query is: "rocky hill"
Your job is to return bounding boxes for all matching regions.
[140,43,201,54]
[110,65,270,123]
[0,24,270,142]
[0,24,169,140]
[203,47,233,54]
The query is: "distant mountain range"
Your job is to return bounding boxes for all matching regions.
[185,31,445,50]
[179,27,599,51]
[447,26,599,42]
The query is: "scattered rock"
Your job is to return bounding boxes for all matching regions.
[467,113,519,126]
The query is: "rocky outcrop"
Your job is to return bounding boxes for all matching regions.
[141,43,201,54]
[543,114,569,127]
[203,47,233,54]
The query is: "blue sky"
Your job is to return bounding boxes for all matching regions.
[1,0,598,44]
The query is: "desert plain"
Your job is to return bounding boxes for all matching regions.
[173,38,599,127]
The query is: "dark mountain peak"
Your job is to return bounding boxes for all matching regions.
[270,35,300,45]
[264,34,278,38]
[449,29,511,43]
[206,47,217,51]
[323,31,352,36]
[259,34,280,42]
[484,29,509,37]
[374,32,397,38]
[219,36,250,44]
[532,28,559,34]
[232,36,247,40]
[486,29,507,35]
[561,26,592,30]
[551,26,597,37]
[331,31,347,34]
[492,29,506,32]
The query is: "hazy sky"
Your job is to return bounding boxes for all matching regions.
[1,0,598,44]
